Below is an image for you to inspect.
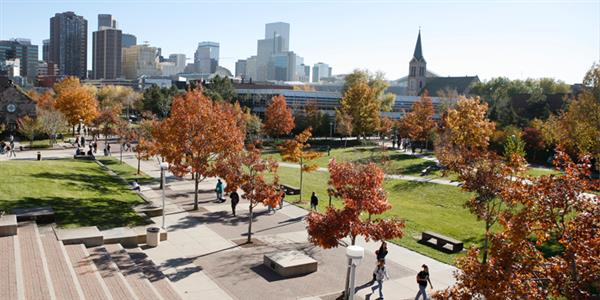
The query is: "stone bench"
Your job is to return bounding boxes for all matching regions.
[419,231,463,253]
[281,184,300,195]
[101,227,138,248]
[74,154,95,160]
[0,214,17,236]
[12,207,55,223]
[263,250,317,277]
[55,226,103,247]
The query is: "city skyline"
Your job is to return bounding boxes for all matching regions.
[0,0,598,83]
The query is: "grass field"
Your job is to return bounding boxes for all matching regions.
[270,166,482,265]
[0,159,146,229]
[97,157,156,185]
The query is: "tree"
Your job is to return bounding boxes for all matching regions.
[522,126,546,162]
[503,133,526,159]
[278,128,322,202]
[141,85,178,118]
[153,89,244,210]
[582,62,600,100]
[31,90,56,110]
[242,109,263,145]
[17,116,41,147]
[402,93,436,151]
[335,110,353,147]
[134,118,157,174]
[97,85,140,120]
[339,80,380,137]
[264,95,294,137]
[204,75,236,102]
[53,76,98,134]
[94,105,123,148]
[38,107,67,145]
[117,122,136,164]
[219,144,282,243]
[342,69,395,112]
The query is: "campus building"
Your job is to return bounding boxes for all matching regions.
[0,76,37,131]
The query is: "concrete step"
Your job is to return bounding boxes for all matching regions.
[126,247,184,300]
[0,235,21,300]
[64,244,113,300]
[39,233,85,300]
[104,243,164,300]
[17,222,55,300]
[0,214,17,237]
[88,246,139,300]
[101,227,138,248]
[55,226,103,247]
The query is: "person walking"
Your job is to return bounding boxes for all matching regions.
[310,192,318,211]
[370,260,390,300]
[230,190,239,216]
[215,179,224,202]
[415,264,433,300]
[279,192,285,210]
[373,241,389,282]
[8,141,16,158]
[106,143,112,156]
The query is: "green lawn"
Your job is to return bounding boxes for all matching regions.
[97,157,156,185]
[0,159,146,229]
[271,166,482,265]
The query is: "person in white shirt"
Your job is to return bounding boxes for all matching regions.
[131,179,141,191]
[371,260,390,299]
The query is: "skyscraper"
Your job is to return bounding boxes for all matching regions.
[42,39,49,62]
[0,39,39,83]
[194,42,219,74]
[122,44,160,79]
[265,22,290,52]
[235,59,247,78]
[168,54,186,73]
[312,62,331,83]
[121,33,137,49]
[407,30,426,96]
[92,27,122,79]
[49,11,88,78]
[98,14,117,30]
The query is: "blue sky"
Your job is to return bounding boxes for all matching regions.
[1,0,598,83]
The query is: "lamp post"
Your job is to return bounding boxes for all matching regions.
[345,245,364,300]
[159,162,169,229]
[329,121,334,142]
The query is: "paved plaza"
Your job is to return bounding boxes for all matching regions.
[1,144,458,300]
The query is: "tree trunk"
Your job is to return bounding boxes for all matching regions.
[193,174,199,210]
[299,157,304,202]
[247,203,253,244]
[482,222,491,264]
[119,145,123,164]
[137,158,141,175]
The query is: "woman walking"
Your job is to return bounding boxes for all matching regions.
[371,260,390,299]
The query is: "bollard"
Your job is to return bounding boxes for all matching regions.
[37,151,42,161]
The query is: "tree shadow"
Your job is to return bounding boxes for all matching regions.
[389,181,430,192]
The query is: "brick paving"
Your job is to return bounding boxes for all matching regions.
[17,222,53,300]
[88,246,138,300]
[39,233,83,300]
[104,243,162,300]
[65,244,112,300]
[0,235,18,300]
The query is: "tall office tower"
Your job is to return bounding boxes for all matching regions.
[49,11,88,78]
[168,54,187,73]
[194,41,219,74]
[235,59,247,78]
[301,64,311,82]
[98,14,117,30]
[122,33,137,49]
[122,44,160,79]
[407,30,426,96]
[92,27,122,79]
[264,22,290,52]
[42,39,49,62]
[312,62,331,83]
[0,39,39,82]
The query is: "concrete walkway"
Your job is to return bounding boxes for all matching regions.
[118,153,457,300]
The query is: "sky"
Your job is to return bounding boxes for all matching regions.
[0,0,599,83]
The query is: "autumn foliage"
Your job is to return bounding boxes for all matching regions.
[153,89,244,210]
[279,128,322,201]
[400,93,436,150]
[264,95,295,137]
[306,159,404,248]
[53,76,98,128]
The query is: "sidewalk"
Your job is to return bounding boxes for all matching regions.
[121,154,457,300]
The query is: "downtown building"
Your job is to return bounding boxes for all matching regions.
[312,62,332,83]
[194,42,219,74]
[49,11,88,79]
[122,44,161,79]
[92,14,122,79]
[0,38,39,84]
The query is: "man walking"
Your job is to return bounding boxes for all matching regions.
[215,179,224,202]
[310,192,318,211]
[415,264,433,300]
[230,190,239,216]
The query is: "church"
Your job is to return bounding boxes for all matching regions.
[390,30,480,97]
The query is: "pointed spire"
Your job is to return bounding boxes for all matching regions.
[413,29,424,61]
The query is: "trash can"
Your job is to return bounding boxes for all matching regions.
[146,227,160,247]
[37,152,42,161]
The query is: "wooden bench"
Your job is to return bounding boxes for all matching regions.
[281,184,300,195]
[419,231,463,253]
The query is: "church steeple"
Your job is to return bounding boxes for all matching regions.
[407,29,427,96]
[413,29,425,62]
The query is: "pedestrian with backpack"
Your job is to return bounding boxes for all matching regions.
[370,260,390,299]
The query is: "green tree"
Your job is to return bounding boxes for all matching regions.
[142,85,178,118]
[204,75,236,102]
[343,69,395,112]
[339,80,380,137]
[17,116,41,147]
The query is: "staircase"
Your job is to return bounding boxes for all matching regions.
[0,219,183,300]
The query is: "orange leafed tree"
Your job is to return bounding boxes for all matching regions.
[219,144,282,243]
[153,89,244,210]
[406,93,436,151]
[264,95,295,137]
[335,110,353,147]
[134,118,158,174]
[53,76,98,133]
[94,104,123,147]
[306,158,404,248]
[279,128,322,202]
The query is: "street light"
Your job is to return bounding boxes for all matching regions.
[159,162,169,229]
[345,245,364,300]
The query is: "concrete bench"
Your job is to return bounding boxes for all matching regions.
[281,184,300,195]
[0,214,17,236]
[101,227,138,248]
[74,154,95,160]
[135,205,163,217]
[419,231,463,253]
[12,207,55,223]
[55,226,103,247]
[263,250,317,277]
